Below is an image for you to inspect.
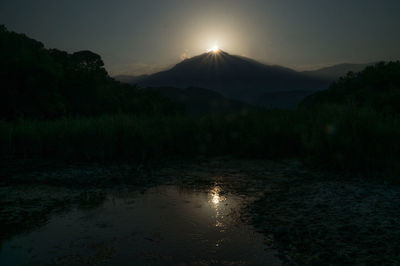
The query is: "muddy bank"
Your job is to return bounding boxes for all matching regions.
[251,175,400,265]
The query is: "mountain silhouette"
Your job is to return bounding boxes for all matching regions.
[135,51,331,108]
[302,63,374,80]
[114,74,149,84]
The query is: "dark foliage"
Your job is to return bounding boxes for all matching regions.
[300,61,400,114]
[0,25,182,120]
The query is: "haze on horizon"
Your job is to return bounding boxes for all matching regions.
[1,0,399,76]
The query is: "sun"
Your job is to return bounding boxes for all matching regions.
[208,45,220,53]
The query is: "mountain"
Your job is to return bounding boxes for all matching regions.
[144,87,255,113]
[302,63,374,80]
[135,51,330,108]
[114,74,149,84]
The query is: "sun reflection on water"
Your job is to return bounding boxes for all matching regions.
[209,186,226,206]
[209,185,228,232]
[212,194,220,204]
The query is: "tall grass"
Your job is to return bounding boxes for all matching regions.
[0,111,301,160]
[1,106,400,178]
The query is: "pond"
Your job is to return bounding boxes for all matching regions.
[0,184,279,265]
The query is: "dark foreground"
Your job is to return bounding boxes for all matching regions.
[1,158,400,265]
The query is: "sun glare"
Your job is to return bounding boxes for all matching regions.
[208,45,220,53]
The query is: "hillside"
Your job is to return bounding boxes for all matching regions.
[144,87,255,113]
[300,61,400,113]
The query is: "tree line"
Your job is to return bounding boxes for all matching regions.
[0,25,182,120]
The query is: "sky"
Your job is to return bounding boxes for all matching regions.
[1,0,399,76]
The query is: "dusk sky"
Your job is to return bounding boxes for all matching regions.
[1,0,399,76]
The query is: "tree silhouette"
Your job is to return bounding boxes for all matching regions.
[0,25,182,120]
[300,61,400,114]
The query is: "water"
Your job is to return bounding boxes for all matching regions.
[0,185,278,265]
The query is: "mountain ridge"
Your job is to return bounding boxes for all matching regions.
[136,51,330,108]
[115,51,373,109]
[301,62,374,80]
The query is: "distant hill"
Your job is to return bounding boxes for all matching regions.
[302,63,374,80]
[136,51,330,109]
[114,74,149,84]
[144,87,255,113]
